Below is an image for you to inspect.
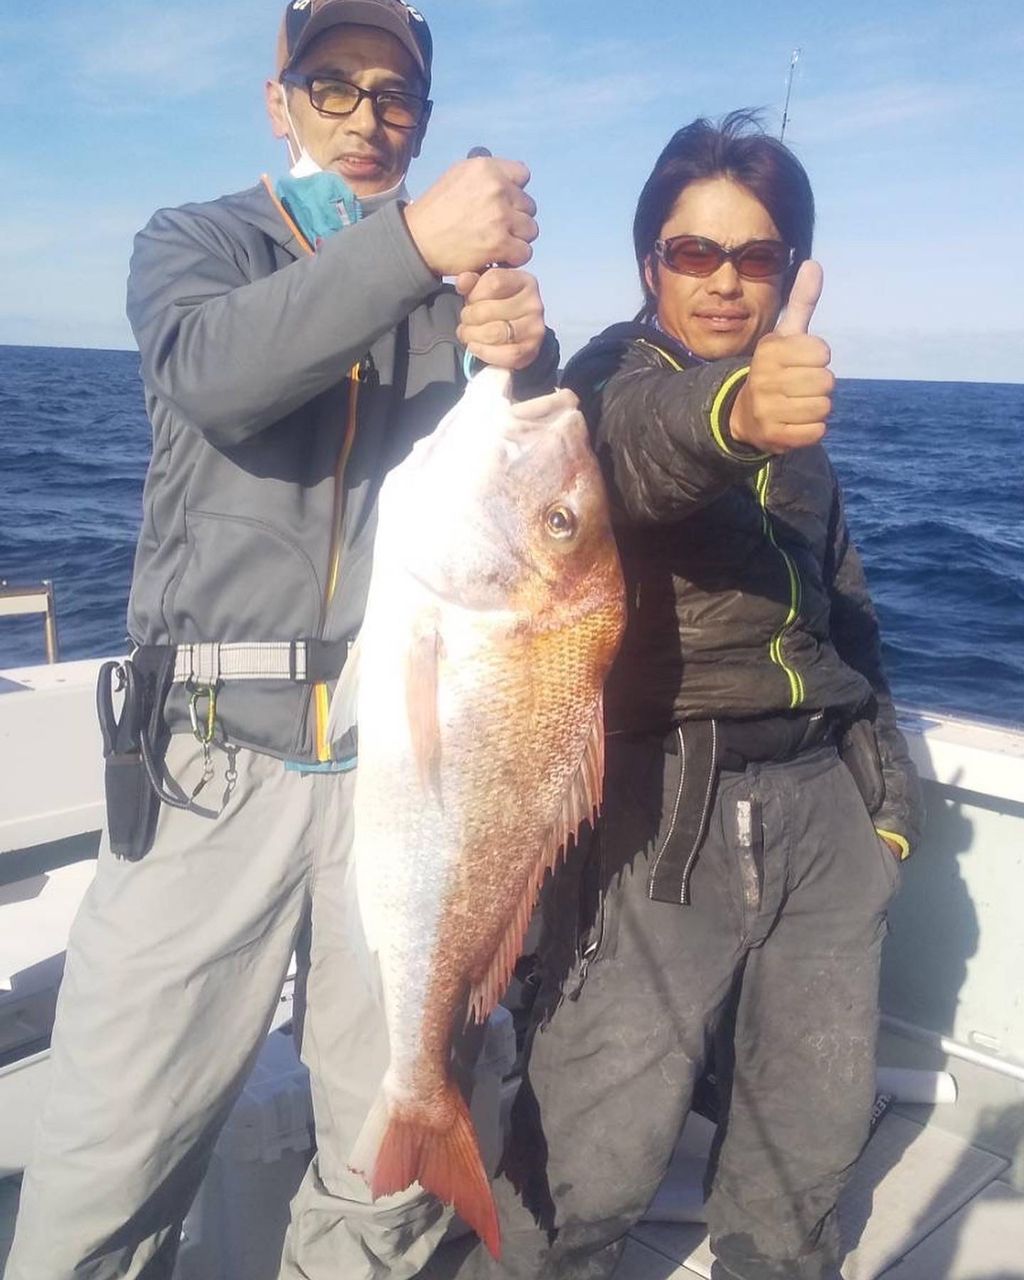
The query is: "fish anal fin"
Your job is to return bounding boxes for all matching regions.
[467,887,538,1026]
[407,621,444,799]
[351,1087,501,1259]
[467,696,607,1024]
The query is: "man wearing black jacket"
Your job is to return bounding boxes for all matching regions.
[434,112,922,1280]
[4,3,558,1278]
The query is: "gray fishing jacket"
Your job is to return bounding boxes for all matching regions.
[562,322,923,855]
[125,180,558,762]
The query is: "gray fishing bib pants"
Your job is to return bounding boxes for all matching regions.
[4,735,453,1280]
[426,737,900,1280]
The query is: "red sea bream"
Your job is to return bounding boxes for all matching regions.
[341,366,625,1255]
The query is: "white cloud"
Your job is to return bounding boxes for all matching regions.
[788,82,977,145]
[433,20,718,137]
[51,0,262,108]
[78,19,245,97]
[440,66,663,135]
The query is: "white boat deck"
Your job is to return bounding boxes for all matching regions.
[5,1165,1022,1278]
[9,1144,1019,1280]
[2,660,1023,1278]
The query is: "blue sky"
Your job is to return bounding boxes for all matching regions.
[2,0,1022,381]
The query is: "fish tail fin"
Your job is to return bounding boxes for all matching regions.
[350,1087,501,1259]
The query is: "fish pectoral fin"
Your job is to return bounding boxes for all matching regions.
[468,695,607,1024]
[406,620,444,800]
[350,1087,500,1259]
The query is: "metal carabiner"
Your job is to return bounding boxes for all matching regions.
[187,683,219,800]
[188,683,218,745]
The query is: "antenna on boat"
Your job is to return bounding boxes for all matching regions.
[780,47,801,142]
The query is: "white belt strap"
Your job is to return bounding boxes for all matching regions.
[172,642,310,685]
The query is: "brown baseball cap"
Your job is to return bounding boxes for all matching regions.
[276,0,433,90]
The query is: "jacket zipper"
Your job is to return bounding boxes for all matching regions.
[636,335,798,702]
[648,725,688,898]
[755,463,805,708]
[568,835,608,1002]
[677,720,718,906]
[313,364,362,762]
[261,174,364,762]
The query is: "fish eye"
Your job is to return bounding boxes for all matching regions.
[544,504,577,540]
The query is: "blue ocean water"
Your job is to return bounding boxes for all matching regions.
[0,344,1021,726]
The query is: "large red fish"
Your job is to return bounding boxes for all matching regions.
[342,366,625,1255]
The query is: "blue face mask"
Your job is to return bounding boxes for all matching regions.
[276,169,362,246]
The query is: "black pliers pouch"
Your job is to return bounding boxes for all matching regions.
[96,648,176,861]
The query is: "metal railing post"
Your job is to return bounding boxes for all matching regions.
[0,580,62,665]
[43,580,60,664]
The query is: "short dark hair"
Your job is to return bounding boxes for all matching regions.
[633,109,814,312]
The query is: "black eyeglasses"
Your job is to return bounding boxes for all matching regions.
[654,235,795,281]
[280,71,431,130]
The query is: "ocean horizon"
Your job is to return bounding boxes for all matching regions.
[1,343,1022,728]
[3,342,1023,388]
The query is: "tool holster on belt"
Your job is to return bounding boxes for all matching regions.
[96,648,177,862]
[96,638,355,861]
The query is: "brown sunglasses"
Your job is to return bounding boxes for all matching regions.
[654,235,795,281]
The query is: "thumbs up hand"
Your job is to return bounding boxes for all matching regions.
[729,260,835,454]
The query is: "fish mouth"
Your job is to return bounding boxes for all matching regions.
[507,384,579,423]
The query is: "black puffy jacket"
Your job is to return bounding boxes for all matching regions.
[563,321,923,855]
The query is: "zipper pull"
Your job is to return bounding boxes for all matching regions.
[567,936,600,1001]
[359,351,378,389]
[567,956,591,1002]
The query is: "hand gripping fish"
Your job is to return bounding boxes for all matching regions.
[337,366,625,1256]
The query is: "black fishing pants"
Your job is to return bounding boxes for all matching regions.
[424,737,900,1280]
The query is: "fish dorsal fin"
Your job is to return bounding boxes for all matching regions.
[407,618,444,800]
[466,695,606,1024]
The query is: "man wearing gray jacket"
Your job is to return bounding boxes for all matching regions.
[5,2,558,1277]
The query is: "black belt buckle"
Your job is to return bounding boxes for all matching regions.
[303,636,352,684]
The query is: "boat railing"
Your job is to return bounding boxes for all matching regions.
[0,582,60,665]
[2,661,1024,1190]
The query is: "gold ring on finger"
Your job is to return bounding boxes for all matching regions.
[504,319,516,344]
